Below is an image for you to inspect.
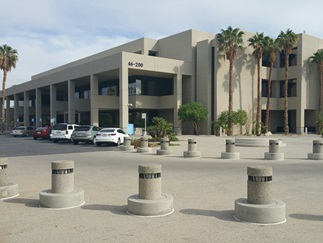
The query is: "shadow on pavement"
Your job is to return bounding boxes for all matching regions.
[180,208,236,222]
[2,197,40,208]
[81,204,128,215]
[289,213,323,221]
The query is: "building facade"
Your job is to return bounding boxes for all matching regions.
[1,29,323,134]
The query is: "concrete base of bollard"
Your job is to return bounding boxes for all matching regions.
[307,153,323,160]
[137,147,152,153]
[221,152,240,159]
[120,145,135,151]
[183,151,201,158]
[234,198,286,225]
[127,193,174,217]
[157,149,173,155]
[39,188,84,209]
[264,152,284,160]
[0,183,19,199]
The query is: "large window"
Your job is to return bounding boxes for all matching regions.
[280,47,297,68]
[75,85,90,99]
[99,79,119,96]
[128,75,173,96]
[280,79,297,97]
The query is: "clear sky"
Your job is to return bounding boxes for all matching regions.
[1,0,323,87]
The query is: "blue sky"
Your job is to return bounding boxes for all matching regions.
[1,0,323,87]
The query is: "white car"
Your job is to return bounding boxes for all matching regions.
[50,123,80,143]
[95,128,129,146]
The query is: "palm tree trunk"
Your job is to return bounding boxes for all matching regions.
[1,71,7,132]
[228,59,233,136]
[256,57,261,136]
[265,62,273,133]
[320,70,322,112]
[284,53,289,135]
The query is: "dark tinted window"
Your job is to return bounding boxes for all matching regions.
[75,126,91,131]
[53,124,67,130]
[101,129,115,133]
[117,129,125,134]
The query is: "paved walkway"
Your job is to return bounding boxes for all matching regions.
[1,134,323,242]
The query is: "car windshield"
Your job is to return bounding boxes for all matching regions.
[75,126,91,131]
[101,129,115,133]
[53,124,67,130]
[15,127,25,130]
[36,127,47,131]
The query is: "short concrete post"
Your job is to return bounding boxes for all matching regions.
[39,160,84,209]
[308,140,323,160]
[51,160,74,193]
[157,137,173,155]
[221,139,240,159]
[120,137,134,151]
[0,158,8,187]
[138,164,162,200]
[247,166,272,204]
[183,139,201,157]
[234,165,286,224]
[264,139,284,160]
[127,164,174,216]
[0,158,19,199]
[137,136,152,153]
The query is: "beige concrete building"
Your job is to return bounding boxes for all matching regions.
[1,29,322,134]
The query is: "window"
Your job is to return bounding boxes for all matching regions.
[280,79,297,97]
[280,47,297,67]
[149,50,158,56]
[99,79,119,96]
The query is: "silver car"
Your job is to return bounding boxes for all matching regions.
[71,125,101,145]
[95,128,129,146]
[11,126,35,137]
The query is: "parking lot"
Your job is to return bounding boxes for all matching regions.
[1,134,323,242]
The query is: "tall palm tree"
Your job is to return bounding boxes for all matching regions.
[310,50,323,112]
[248,32,266,136]
[216,26,244,136]
[276,29,298,135]
[0,44,18,132]
[264,37,279,133]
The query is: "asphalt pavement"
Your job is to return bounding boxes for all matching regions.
[1,134,323,242]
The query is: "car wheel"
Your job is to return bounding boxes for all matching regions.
[13,135,17,137]
[33,137,37,140]
[53,140,58,143]
[96,142,101,147]
[117,138,121,146]
[73,141,79,145]
[92,137,96,144]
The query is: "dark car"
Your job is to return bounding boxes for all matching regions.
[33,126,51,140]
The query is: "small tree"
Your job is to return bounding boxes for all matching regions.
[213,110,248,135]
[178,102,208,135]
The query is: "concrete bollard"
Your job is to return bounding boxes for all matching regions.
[308,140,323,160]
[51,160,74,193]
[247,166,272,204]
[39,160,84,209]
[234,165,286,224]
[138,164,162,200]
[137,136,152,153]
[157,137,173,155]
[127,164,174,216]
[183,139,201,158]
[264,139,284,160]
[120,137,134,151]
[221,139,240,159]
[0,158,19,199]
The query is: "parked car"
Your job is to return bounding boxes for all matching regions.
[11,126,35,137]
[95,128,129,146]
[33,126,52,140]
[50,123,79,143]
[71,125,101,145]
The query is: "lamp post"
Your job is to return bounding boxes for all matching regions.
[142,113,146,136]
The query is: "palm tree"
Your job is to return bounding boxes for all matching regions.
[276,29,298,135]
[216,26,244,136]
[310,50,323,112]
[0,44,18,132]
[248,32,266,136]
[264,37,279,133]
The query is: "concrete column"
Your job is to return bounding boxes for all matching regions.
[188,139,197,151]
[50,84,57,124]
[247,166,273,204]
[35,88,42,127]
[221,139,239,159]
[173,73,182,135]
[157,137,173,155]
[6,98,10,130]
[68,80,75,124]
[90,74,99,126]
[14,94,19,126]
[137,136,152,153]
[226,139,235,152]
[51,160,74,193]
[313,140,323,153]
[138,164,162,200]
[119,66,129,131]
[269,140,279,153]
[264,139,284,160]
[23,91,30,126]
[120,137,134,151]
[184,138,201,157]
[0,158,8,186]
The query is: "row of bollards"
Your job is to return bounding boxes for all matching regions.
[1,157,286,224]
[122,136,323,160]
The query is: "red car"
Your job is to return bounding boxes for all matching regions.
[33,126,51,140]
